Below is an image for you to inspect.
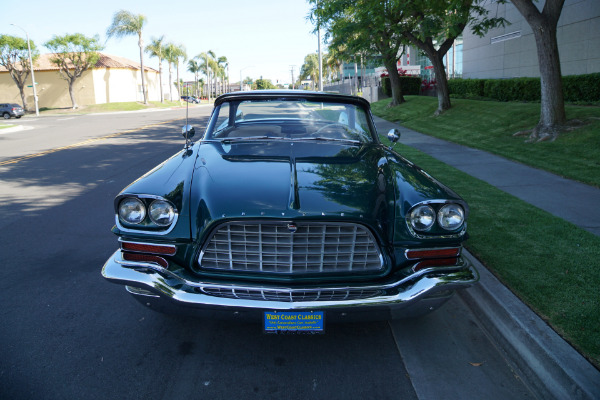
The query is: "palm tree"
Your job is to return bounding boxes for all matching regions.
[164,43,177,101]
[198,51,216,101]
[172,44,187,103]
[188,58,202,98]
[107,10,149,104]
[145,35,166,103]
[217,56,228,94]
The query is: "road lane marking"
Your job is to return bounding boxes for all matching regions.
[0,117,184,166]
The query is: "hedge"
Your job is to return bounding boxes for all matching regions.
[448,73,600,102]
[381,76,422,97]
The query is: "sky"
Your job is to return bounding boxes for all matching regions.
[2,0,320,85]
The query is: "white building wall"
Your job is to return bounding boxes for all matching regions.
[462,0,600,79]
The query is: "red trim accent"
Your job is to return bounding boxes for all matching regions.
[121,241,176,256]
[406,248,460,260]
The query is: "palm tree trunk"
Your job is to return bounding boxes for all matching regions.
[138,34,148,104]
[158,59,164,103]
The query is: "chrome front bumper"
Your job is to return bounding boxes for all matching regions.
[101,250,479,321]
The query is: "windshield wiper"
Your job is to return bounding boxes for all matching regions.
[292,137,362,146]
[221,136,289,143]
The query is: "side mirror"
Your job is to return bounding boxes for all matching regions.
[182,125,196,139]
[387,128,400,149]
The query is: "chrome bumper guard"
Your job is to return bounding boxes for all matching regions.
[102,250,479,320]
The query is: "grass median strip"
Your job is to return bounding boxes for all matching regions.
[372,96,600,187]
[387,140,600,368]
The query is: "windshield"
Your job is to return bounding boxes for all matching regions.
[206,98,376,144]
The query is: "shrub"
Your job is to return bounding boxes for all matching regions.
[449,73,600,103]
[381,76,421,97]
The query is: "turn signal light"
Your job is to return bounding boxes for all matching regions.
[405,247,460,260]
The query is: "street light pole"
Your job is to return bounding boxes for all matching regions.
[11,23,39,116]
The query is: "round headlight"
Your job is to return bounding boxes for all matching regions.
[409,205,435,231]
[149,200,176,226]
[438,204,465,230]
[118,197,146,224]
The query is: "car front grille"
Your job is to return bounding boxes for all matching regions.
[198,222,383,275]
[199,287,383,302]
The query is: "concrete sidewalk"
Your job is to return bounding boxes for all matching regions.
[374,116,600,237]
[373,116,600,399]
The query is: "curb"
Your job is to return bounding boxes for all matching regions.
[459,250,600,400]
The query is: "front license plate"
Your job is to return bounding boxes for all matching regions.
[264,311,325,334]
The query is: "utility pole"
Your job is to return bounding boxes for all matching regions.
[290,65,295,89]
[11,23,39,116]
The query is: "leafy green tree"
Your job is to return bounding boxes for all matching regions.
[311,0,407,105]
[255,78,277,90]
[300,53,319,90]
[510,0,566,141]
[0,35,38,111]
[400,0,505,114]
[313,0,504,113]
[107,10,149,104]
[145,36,166,103]
[44,33,103,109]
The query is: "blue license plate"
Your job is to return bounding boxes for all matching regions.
[264,311,325,333]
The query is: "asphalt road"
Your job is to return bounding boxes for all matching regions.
[1,107,534,400]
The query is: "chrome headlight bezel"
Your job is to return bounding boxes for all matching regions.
[405,200,468,239]
[115,195,179,235]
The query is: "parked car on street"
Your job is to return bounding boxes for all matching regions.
[1,103,25,119]
[181,96,199,104]
[102,90,476,333]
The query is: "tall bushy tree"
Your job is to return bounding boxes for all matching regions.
[311,0,407,105]
[313,0,504,113]
[44,33,103,109]
[0,35,38,111]
[400,0,505,114]
[510,0,566,141]
[107,10,149,104]
[145,36,166,103]
[300,53,320,90]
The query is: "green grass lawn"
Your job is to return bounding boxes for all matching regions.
[374,98,600,368]
[372,96,600,187]
[38,100,187,115]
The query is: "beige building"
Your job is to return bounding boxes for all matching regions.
[0,53,173,109]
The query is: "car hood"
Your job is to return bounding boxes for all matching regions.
[189,140,395,241]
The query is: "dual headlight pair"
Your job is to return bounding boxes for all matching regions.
[118,197,176,227]
[408,203,465,232]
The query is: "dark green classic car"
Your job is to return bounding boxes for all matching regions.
[102,91,477,333]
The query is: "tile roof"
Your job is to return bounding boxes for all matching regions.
[0,52,158,73]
